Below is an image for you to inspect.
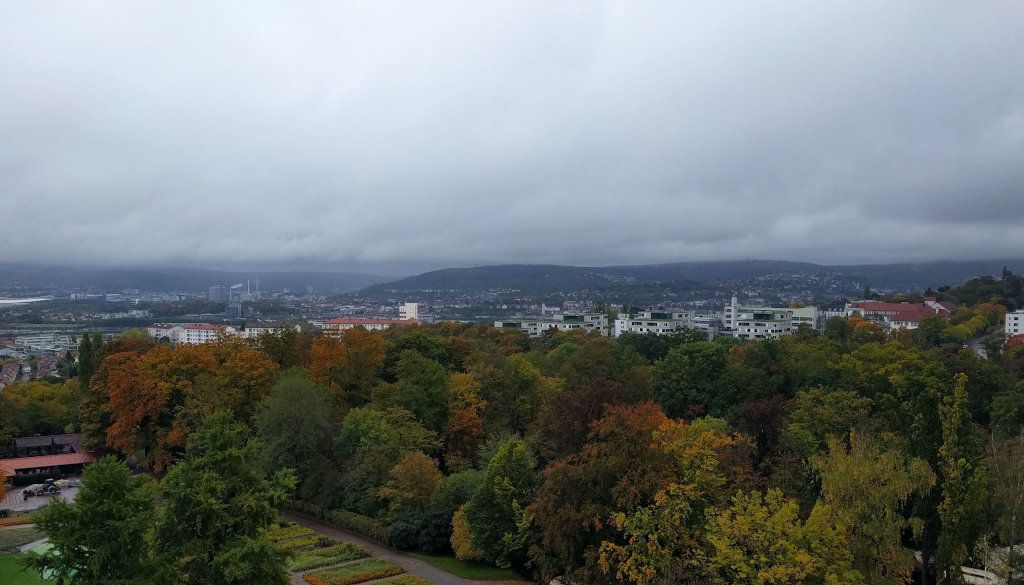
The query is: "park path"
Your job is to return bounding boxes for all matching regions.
[283,512,502,585]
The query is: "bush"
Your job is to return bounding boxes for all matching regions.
[289,500,390,545]
[267,522,315,541]
[277,535,334,550]
[326,509,389,544]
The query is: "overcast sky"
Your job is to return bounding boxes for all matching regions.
[1,2,1022,274]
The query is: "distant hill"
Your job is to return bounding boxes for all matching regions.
[0,264,389,293]
[363,258,1024,296]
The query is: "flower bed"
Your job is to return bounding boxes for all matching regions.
[267,522,315,541]
[303,558,404,585]
[380,576,434,585]
[287,542,371,572]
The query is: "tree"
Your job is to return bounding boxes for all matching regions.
[814,432,935,585]
[452,506,483,561]
[420,470,483,554]
[598,418,749,585]
[530,402,674,585]
[936,374,988,584]
[157,412,295,585]
[703,489,863,585]
[464,438,536,567]
[24,457,170,585]
[379,451,443,517]
[652,342,727,418]
[376,350,448,432]
[254,371,334,497]
[310,329,386,405]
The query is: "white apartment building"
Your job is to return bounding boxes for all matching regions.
[724,297,822,339]
[1007,310,1024,338]
[242,323,299,338]
[180,324,236,344]
[613,310,695,337]
[147,324,184,343]
[399,303,419,321]
[495,313,608,338]
[322,316,415,335]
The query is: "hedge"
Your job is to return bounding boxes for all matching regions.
[289,500,389,545]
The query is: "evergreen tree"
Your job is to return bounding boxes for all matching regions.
[158,412,295,585]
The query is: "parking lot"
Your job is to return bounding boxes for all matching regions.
[1,482,80,512]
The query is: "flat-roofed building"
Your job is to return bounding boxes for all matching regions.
[322,316,416,335]
[495,313,608,337]
[613,310,695,337]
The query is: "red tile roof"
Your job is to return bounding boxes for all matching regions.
[848,301,949,323]
[0,452,96,476]
[183,324,229,330]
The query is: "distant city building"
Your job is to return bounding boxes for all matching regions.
[1007,309,1024,338]
[13,333,75,356]
[496,313,608,338]
[613,311,694,337]
[399,302,419,321]
[208,285,228,303]
[181,324,235,344]
[225,301,243,319]
[242,323,299,338]
[846,299,951,331]
[322,316,416,335]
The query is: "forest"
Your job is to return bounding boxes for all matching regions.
[3,288,1024,584]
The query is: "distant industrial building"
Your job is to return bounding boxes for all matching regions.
[13,333,75,356]
[208,285,228,303]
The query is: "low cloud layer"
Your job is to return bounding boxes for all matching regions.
[2,2,1022,271]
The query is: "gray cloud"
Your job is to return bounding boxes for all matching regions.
[1,1,1023,272]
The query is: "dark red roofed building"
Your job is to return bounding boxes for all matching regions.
[0,452,96,483]
[846,300,952,331]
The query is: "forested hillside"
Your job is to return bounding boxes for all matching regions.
[3,313,1024,584]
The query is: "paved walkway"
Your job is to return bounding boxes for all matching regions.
[283,512,489,585]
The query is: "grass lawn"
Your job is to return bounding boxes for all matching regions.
[408,553,525,580]
[0,528,45,553]
[0,554,45,585]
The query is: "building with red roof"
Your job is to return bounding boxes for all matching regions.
[0,452,96,480]
[846,300,952,331]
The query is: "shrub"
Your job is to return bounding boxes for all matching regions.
[267,522,315,541]
[277,535,334,550]
[327,509,389,544]
[382,577,434,585]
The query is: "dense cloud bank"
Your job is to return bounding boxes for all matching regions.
[1,2,1022,269]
